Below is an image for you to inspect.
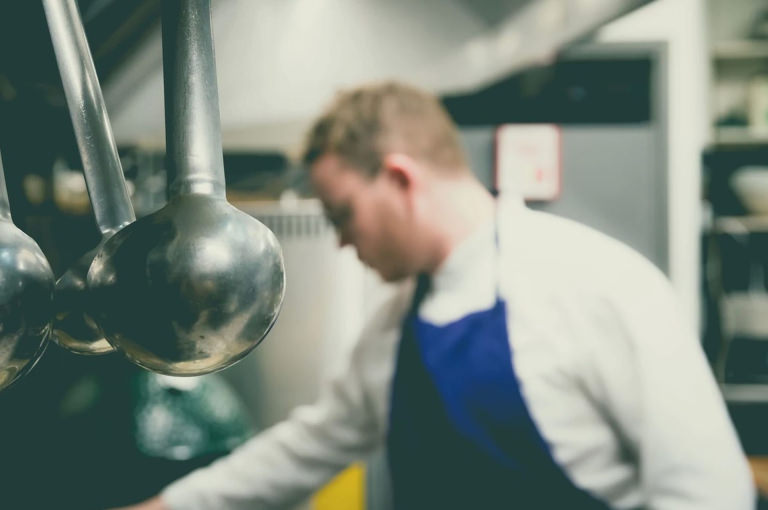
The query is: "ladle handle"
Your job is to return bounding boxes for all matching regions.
[0,150,13,221]
[162,0,226,198]
[43,0,135,236]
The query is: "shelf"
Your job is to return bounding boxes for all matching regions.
[710,216,768,234]
[713,40,768,61]
[721,383,768,403]
[713,127,768,147]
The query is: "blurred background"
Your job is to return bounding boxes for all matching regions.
[0,0,767,508]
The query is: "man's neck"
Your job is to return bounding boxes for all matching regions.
[422,176,496,275]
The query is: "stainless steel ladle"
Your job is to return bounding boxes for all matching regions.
[0,149,55,391]
[88,0,285,376]
[43,0,136,355]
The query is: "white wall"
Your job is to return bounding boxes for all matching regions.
[598,0,710,328]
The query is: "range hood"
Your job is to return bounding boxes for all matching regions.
[103,0,653,151]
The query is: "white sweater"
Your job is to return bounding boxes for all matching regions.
[164,198,755,510]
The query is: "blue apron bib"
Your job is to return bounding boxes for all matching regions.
[387,236,612,509]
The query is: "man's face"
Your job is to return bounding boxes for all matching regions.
[310,153,414,282]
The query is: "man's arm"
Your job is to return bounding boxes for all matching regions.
[163,358,380,510]
[111,289,405,510]
[588,267,755,509]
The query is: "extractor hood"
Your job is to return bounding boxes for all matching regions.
[102,0,653,151]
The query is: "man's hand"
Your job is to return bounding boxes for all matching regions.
[109,495,168,510]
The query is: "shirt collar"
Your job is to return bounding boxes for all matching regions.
[428,194,524,296]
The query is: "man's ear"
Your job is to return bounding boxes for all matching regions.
[381,153,421,192]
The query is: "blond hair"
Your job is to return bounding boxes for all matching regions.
[302,81,467,177]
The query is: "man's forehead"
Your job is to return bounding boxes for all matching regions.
[312,154,365,191]
[312,152,356,175]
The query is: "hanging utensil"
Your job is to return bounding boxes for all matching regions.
[43,0,136,355]
[0,149,55,391]
[88,0,285,376]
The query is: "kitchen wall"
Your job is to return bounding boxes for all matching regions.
[461,124,668,273]
[597,0,710,334]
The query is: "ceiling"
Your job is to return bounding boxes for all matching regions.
[95,0,653,151]
[0,0,653,168]
[451,0,534,26]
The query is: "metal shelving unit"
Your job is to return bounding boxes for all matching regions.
[721,383,768,403]
[711,215,768,233]
[713,40,768,61]
[714,127,768,147]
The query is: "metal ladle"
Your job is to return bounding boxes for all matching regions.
[0,150,55,391]
[43,0,136,355]
[88,0,285,376]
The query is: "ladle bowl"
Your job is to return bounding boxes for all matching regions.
[53,245,113,354]
[44,0,134,355]
[0,220,55,391]
[88,194,285,376]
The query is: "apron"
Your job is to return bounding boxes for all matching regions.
[386,218,612,510]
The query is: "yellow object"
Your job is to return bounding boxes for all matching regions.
[312,463,365,510]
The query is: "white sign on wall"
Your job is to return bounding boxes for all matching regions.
[494,124,562,201]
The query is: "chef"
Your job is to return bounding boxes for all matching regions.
[117,81,754,510]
